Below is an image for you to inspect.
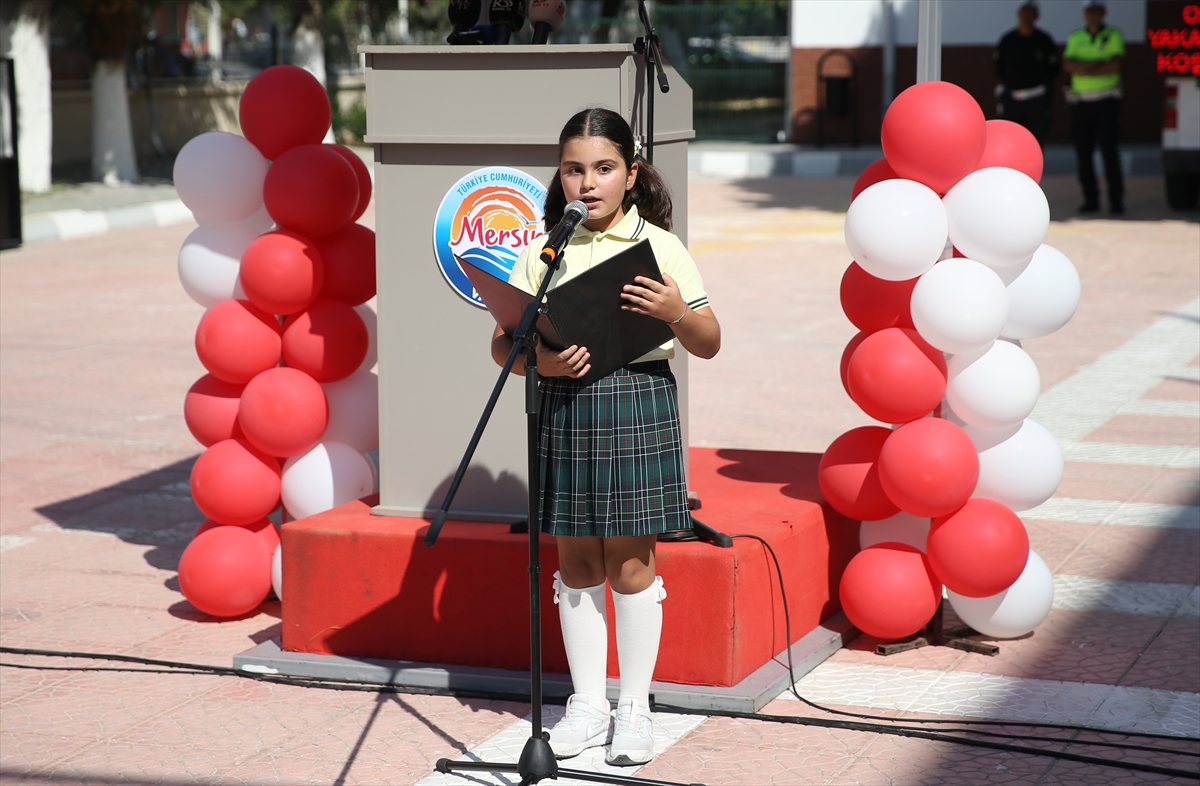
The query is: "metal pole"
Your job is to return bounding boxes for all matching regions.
[881,0,895,112]
[916,0,941,83]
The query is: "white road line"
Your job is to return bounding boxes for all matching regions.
[1119,399,1199,418]
[415,705,707,786]
[786,663,1200,738]
[1022,498,1199,529]
[1053,575,1199,618]
[1032,297,1200,443]
[1060,441,1200,468]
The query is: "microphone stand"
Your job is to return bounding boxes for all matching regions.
[425,258,703,786]
[634,0,669,164]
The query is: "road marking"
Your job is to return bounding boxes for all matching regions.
[787,663,1200,738]
[416,705,706,785]
[1032,297,1200,443]
[1053,575,1199,618]
[1118,399,1199,418]
[1022,498,1199,529]
[1060,441,1200,468]
[0,535,35,552]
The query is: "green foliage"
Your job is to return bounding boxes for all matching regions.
[333,99,367,144]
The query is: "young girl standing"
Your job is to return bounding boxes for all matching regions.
[492,107,720,766]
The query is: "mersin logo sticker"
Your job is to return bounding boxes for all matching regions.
[433,167,546,308]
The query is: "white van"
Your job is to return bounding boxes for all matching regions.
[1163,76,1200,209]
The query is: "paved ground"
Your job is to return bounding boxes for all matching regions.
[1,173,1197,785]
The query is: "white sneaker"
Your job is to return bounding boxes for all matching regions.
[548,694,612,760]
[605,697,654,766]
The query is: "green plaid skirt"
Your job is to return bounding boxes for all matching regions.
[538,361,690,538]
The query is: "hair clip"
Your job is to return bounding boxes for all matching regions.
[633,138,643,154]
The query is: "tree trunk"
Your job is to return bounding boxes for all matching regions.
[0,0,52,193]
[91,59,139,184]
[291,0,333,142]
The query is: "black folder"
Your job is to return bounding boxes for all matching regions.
[458,239,675,385]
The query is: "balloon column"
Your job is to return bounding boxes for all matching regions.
[173,65,380,618]
[822,83,1081,642]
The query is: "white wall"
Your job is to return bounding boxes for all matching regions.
[791,0,1146,47]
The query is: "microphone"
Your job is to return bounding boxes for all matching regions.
[447,0,485,44]
[539,200,588,265]
[489,0,525,44]
[529,0,565,44]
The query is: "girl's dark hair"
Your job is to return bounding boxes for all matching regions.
[543,107,673,232]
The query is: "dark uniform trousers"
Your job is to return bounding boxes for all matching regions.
[1071,97,1124,208]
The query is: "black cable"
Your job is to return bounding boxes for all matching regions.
[5,569,1200,784]
[724,534,1200,777]
[650,703,1200,781]
[727,534,1199,742]
[4,648,1194,779]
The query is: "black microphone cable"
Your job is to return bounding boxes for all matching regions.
[3,537,1198,781]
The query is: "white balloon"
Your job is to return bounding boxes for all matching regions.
[174,131,268,224]
[965,418,1063,512]
[911,258,1009,354]
[242,203,276,234]
[177,222,258,308]
[859,511,931,552]
[271,544,282,601]
[844,179,947,281]
[281,441,375,520]
[948,551,1054,638]
[943,167,1050,269]
[321,370,379,453]
[946,340,1041,431]
[1002,244,1082,340]
[355,303,378,373]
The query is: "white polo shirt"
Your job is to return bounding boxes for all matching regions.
[506,205,709,363]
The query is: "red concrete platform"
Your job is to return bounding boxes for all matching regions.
[281,447,858,688]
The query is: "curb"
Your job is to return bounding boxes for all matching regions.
[688,146,1165,180]
[14,146,1165,245]
[21,199,194,244]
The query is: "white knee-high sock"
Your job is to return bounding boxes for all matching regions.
[612,577,666,707]
[553,571,610,712]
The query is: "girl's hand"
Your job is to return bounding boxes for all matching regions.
[621,273,687,323]
[537,342,591,378]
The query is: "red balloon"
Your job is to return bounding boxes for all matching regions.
[927,499,1030,598]
[263,144,359,239]
[878,418,980,518]
[282,299,369,383]
[326,144,373,222]
[178,525,272,618]
[190,438,281,526]
[818,427,900,521]
[839,543,942,641]
[239,65,331,161]
[882,81,987,194]
[194,517,280,557]
[851,157,898,201]
[840,262,917,334]
[238,367,329,457]
[194,300,283,385]
[847,328,947,424]
[839,331,868,395]
[184,374,245,447]
[314,223,377,306]
[240,230,325,316]
[976,119,1044,183]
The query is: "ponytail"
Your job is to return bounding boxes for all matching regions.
[544,108,673,232]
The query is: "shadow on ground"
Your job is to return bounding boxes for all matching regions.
[714,174,1198,224]
[33,455,201,573]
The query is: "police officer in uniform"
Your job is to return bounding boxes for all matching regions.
[1064,0,1125,214]
[996,1,1060,146]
